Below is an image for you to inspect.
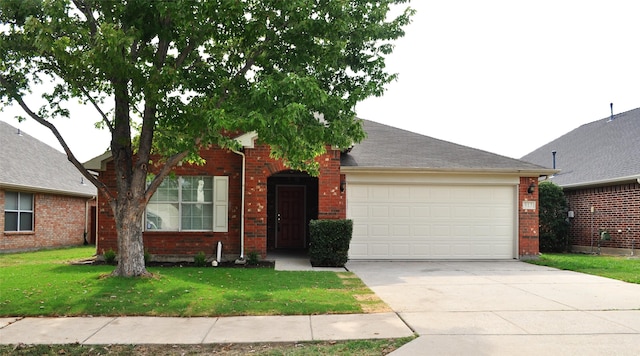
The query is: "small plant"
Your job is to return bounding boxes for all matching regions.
[194,251,207,267]
[247,251,260,265]
[144,249,152,265]
[103,249,117,265]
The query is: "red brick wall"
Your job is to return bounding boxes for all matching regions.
[518,177,540,258]
[564,182,640,251]
[96,145,344,260]
[97,148,243,260]
[1,189,92,252]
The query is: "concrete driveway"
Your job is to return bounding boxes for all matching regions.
[347,261,640,356]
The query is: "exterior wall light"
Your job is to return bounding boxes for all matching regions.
[527,182,535,194]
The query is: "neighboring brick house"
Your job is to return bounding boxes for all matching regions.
[522,107,640,255]
[0,121,97,252]
[89,120,552,261]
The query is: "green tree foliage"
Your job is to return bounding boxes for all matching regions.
[0,0,414,276]
[538,181,570,252]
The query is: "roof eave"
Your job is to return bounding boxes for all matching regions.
[83,151,113,172]
[559,174,640,189]
[0,182,97,198]
[341,166,557,176]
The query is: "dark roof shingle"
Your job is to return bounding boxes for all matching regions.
[342,119,552,173]
[521,107,640,187]
[0,121,96,196]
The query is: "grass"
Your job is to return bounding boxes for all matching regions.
[1,338,416,355]
[527,253,640,284]
[0,247,387,317]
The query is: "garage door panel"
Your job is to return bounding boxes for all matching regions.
[370,224,389,236]
[347,183,516,260]
[392,224,411,237]
[371,206,389,217]
[391,244,411,256]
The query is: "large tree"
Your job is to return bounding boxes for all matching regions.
[0,0,413,277]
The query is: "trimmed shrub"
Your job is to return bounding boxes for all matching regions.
[539,181,571,252]
[309,219,353,267]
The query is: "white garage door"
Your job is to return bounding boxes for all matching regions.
[347,182,516,260]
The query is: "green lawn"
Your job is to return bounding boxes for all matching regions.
[0,247,385,317]
[527,253,640,284]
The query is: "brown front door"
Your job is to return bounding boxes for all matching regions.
[276,186,306,248]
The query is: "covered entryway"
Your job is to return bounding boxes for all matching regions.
[267,171,318,250]
[346,173,518,260]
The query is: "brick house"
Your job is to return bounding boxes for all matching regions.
[89,120,553,261]
[522,106,640,255]
[1,121,97,252]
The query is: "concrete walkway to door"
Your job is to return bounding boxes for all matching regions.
[347,260,640,356]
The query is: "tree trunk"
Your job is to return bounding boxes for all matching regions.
[112,198,149,277]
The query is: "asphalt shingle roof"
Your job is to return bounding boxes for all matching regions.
[0,121,96,197]
[341,119,551,173]
[521,107,640,187]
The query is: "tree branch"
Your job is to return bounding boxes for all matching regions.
[144,150,190,203]
[215,41,269,109]
[71,0,98,37]
[175,39,197,69]
[0,74,115,203]
[77,85,114,133]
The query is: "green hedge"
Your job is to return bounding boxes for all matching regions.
[309,219,353,267]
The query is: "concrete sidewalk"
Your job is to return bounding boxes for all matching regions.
[0,313,413,345]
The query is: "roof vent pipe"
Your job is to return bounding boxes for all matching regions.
[609,102,614,122]
[552,150,557,169]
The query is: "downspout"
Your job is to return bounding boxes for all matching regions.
[231,149,246,262]
[84,196,96,245]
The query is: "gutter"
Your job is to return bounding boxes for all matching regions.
[559,174,640,189]
[340,166,558,176]
[0,182,96,198]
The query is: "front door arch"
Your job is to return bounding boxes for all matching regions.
[267,171,318,250]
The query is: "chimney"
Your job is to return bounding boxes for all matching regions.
[552,150,557,169]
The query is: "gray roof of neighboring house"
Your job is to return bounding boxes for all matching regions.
[0,121,96,197]
[521,107,640,188]
[341,119,553,174]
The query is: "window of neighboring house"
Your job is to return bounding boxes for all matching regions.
[4,191,34,232]
[145,176,228,232]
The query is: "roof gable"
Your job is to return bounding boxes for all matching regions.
[342,119,552,174]
[0,121,96,197]
[521,107,640,187]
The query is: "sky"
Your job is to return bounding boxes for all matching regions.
[2,0,639,163]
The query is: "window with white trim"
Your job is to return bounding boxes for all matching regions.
[145,176,228,232]
[4,191,34,232]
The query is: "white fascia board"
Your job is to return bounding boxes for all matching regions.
[83,151,113,172]
[341,166,557,177]
[235,131,258,149]
[560,174,640,189]
[0,182,97,198]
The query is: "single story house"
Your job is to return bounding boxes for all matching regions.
[521,107,640,255]
[89,119,553,261]
[0,121,97,252]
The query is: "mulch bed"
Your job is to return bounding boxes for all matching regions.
[71,257,275,268]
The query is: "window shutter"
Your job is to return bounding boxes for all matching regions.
[213,176,229,232]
